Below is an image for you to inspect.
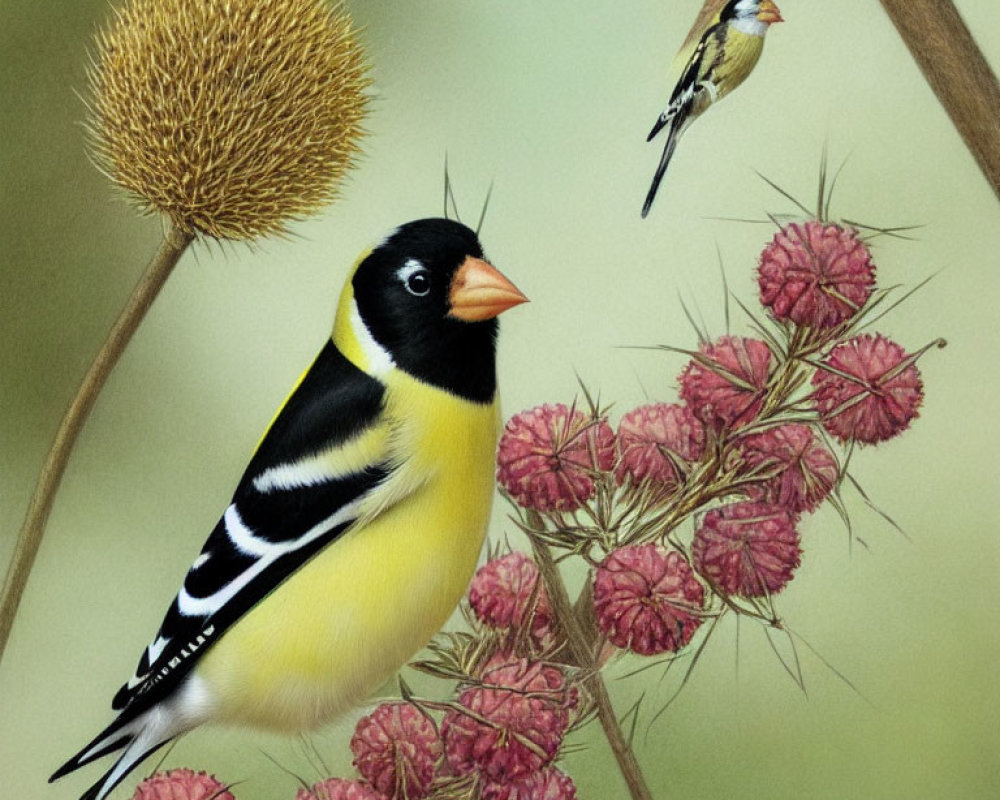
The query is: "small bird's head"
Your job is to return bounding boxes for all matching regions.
[345,218,527,402]
[726,0,783,29]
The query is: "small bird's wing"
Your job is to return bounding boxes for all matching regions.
[647,19,727,143]
[110,339,393,721]
[642,22,729,217]
[672,0,730,71]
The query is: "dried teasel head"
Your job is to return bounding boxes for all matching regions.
[87,0,370,240]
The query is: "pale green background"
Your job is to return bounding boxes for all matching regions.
[2,1,999,798]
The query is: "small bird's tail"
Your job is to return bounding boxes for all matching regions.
[641,120,683,218]
[50,707,177,800]
[646,108,674,143]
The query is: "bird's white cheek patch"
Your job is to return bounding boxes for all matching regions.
[350,299,395,377]
[732,17,768,36]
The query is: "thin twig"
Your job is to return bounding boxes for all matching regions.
[530,536,655,800]
[0,223,194,664]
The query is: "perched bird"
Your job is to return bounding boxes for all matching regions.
[641,0,783,217]
[51,218,527,800]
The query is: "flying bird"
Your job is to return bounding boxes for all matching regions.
[642,0,783,217]
[51,217,527,800]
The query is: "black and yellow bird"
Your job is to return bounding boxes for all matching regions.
[51,218,527,800]
[642,0,783,217]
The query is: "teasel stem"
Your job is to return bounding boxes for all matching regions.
[0,223,194,665]
[528,520,655,800]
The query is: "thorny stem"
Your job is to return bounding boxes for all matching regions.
[0,224,194,665]
[529,527,655,800]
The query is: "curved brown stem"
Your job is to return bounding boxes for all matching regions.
[0,223,194,665]
[879,0,1000,202]
[530,534,656,800]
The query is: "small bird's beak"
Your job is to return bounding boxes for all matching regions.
[757,0,783,23]
[448,257,528,322]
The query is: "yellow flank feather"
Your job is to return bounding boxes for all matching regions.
[712,29,765,99]
[195,371,499,731]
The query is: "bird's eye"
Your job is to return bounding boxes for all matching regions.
[406,271,430,296]
[398,260,431,297]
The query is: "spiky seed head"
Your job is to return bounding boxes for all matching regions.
[592,544,705,656]
[132,769,236,800]
[496,403,616,512]
[442,653,575,782]
[350,702,443,800]
[295,778,383,800]
[88,0,369,240]
[692,501,801,598]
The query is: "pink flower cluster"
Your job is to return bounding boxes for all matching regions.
[469,551,554,649]
[616,403,705,493]
[350,702,442,799]
[692,502,801,597]
[737,423,838,514]
[131,770,235,800]
[593,544,704,655]
[296,778,383,800]
[492,219,931,641]
[495,403,615,511]
[442,653,577,788]
[679,336,774,432]
[129,765,392,800]
[758,220,875,328]
[296,664,578,800]
[496,402,708,511]
[811,333,923,444]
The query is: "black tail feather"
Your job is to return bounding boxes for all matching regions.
[50,733,132,783]
[647,109,672,142]
[76,740,170,800]
[50,705,147,785]
[642,124,682,218]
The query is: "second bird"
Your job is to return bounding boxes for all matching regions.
[642,0,783,218]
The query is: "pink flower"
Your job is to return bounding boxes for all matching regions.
[469,552,554,647]
[483,768,579,800]
[442,654,574,782]
[131,770,235,800]
[692,502,801,597]
[496,403,615,512]
[295,778,384,800]
[758,221,876,328]
[593,544,705,656]
[811,333,923,444]
[615,403,705,493]
[679,336,774,432]
[350,702,442,800]
[737,424,838,514]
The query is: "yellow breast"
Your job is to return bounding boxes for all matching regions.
[196,372,499,731]
[712,29,765,99]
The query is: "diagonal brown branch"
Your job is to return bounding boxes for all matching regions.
[879,0,1000,202]
[0,223,194,665]
[528,531,655,800]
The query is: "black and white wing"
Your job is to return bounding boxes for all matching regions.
[114,339,392,720]
[642,21,729,217]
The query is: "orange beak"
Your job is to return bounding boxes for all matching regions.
[757,0,783,24]
[448,256,528,322]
